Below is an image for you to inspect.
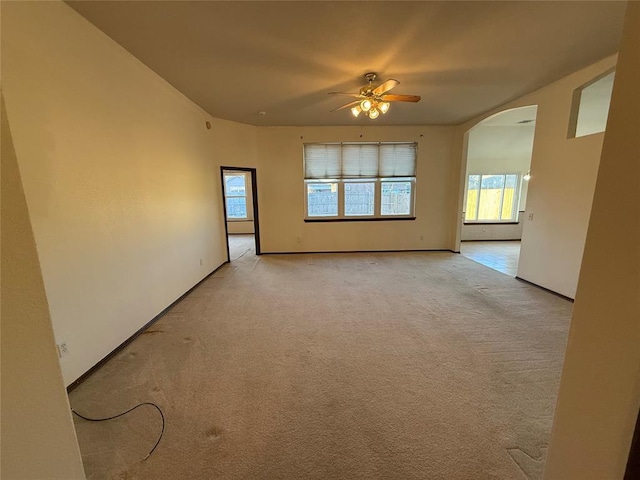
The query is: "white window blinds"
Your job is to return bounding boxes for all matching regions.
[304,143,417,179]
[379,143,417,177]
[341,144,379,178]
[304,143,341,179]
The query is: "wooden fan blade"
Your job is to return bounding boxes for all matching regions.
[328,92,363,98]
[380,94,421,103]
[372,79,399,95]
[331,100,361,112]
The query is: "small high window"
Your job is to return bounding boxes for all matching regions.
[569,70,615,138]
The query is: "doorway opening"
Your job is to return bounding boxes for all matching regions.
[459,105,537,276]
[220,167,261,262]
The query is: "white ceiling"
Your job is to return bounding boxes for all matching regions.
[67,1,627,127]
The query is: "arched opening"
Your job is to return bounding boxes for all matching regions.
[459,105,538,276]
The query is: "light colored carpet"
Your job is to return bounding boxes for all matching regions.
[69,251,572,479]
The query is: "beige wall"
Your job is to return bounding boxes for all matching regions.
[1,97,86,479]
[454,55,617,298]
[466,125,535,177]
[228,222,255,235]
[461,212,525,242]
[544,2,640,478]
[1,1,249,384]
[211,119,258,170]
[256,126,456,253]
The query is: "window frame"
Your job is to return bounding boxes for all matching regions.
[464,173,522,224]
[223,171,250,221]
[303,143,417,221]
[305,179,340,219]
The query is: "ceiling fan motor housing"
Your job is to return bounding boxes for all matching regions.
[360,86,375,96]
[360,72,378,96]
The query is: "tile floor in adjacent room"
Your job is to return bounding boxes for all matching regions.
[460,240,521,277]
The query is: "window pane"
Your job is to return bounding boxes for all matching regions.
[465,175,480,221]
[307,182,338,217]
[344,182,375,216]
[381,181,412,216]
[478,175,505,220]
[225,175,246,195]
[226,197,247,219]
[501,175,518,220]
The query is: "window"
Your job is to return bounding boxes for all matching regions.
[224,172,248,220]
[381,181,412,216]
[465,174,520,222]
[304,143,417,220]
[306,181,338,217]
[569,70,615,138]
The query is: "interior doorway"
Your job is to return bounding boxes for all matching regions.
[220,167,261,261]
[459,105,537,276]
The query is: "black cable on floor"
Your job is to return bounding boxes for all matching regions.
[71,402,165,460]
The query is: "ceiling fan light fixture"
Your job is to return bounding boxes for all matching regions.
[329,73,420,120]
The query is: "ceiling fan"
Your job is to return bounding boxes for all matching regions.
[329,72,421,119]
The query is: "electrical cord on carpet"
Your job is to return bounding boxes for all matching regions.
[71,402,165,460]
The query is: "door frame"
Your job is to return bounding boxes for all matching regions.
[220,167,261,260]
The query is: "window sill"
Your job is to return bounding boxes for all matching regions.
[305,217,416,223]
[464,222,519,226]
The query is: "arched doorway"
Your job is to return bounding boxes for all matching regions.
[459,106,537,276]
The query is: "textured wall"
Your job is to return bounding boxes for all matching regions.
[466,125,535,177]
[1,1,247,384]
[461,212,525,242]
[1,96,86,479]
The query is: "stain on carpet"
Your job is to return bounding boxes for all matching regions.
[141,329,164,335]
[508,444,548,479]
[206,426,224,441]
